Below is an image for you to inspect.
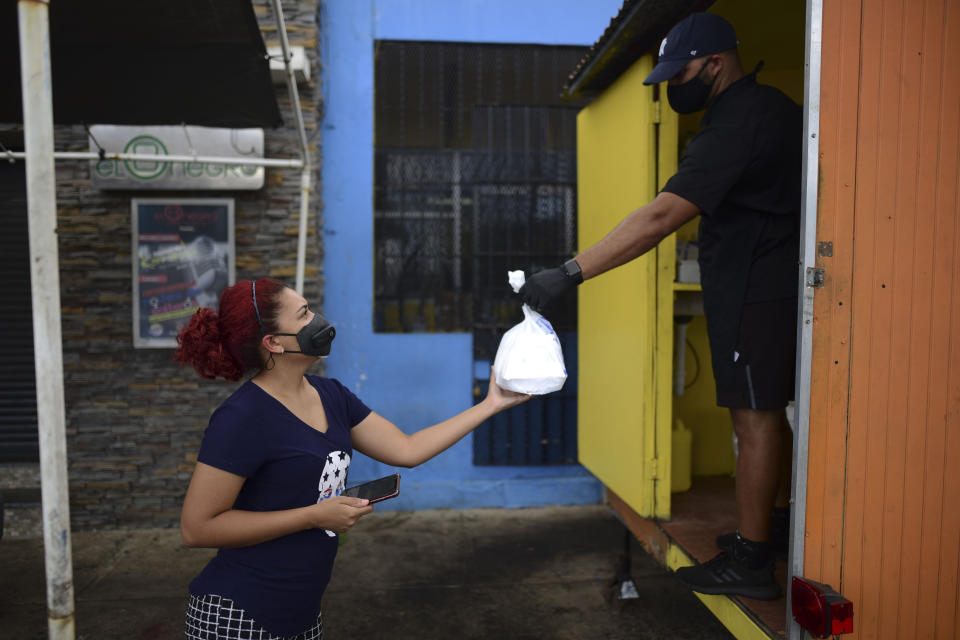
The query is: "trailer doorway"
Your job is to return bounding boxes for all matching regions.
[573,1,808,638]
[659,4,808,636]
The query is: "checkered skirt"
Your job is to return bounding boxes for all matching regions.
[185,593,323,640]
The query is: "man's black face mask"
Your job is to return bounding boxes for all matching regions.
[274,314,336,357]
[667,58,717,114]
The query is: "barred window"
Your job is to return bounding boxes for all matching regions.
[374,41,586,465]
[374,41,585,336]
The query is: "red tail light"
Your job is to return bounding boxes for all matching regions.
[791,576,854,637]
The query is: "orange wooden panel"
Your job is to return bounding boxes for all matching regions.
[914,1,954,631]
[878,1,928,634]
[810,0,960,638]
[806,0,860,592]
[878,1,913,633]
[931,4,960,637]
[849,2,894,634]
[851,1,918,636]
[893,1,942,635]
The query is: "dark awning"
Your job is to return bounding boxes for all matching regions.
[563,0,714,100]
[1,0,282,128]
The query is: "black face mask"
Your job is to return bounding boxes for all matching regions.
[667,59,717,114]
[273,314,336,357]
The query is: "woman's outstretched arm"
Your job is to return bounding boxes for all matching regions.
[349,371,530,468]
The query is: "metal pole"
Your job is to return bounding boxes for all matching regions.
[296,168,311,293]
[788,0,823,637]
[5,150,304,169]
[269,0,311,162]
[17,1,76,639]
[270,0,313,293]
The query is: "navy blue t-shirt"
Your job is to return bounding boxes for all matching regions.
[189,375,372,637]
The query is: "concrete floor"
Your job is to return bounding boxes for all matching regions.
[0,505,734,639]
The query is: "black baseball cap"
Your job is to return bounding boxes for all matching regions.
[643,13,739,85]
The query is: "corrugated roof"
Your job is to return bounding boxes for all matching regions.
[563,0,713,100]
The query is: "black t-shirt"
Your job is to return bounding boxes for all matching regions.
[662,71,801,366]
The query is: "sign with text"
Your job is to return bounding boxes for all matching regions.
[132,199,235,348]
[91,125,264,190]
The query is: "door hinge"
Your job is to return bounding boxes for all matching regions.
[652,100,662,124]
[806,267,825,288]
[648,457,659,480]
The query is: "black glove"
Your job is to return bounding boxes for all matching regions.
[518,259,583,313]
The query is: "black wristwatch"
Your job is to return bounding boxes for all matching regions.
[561,258,583,284]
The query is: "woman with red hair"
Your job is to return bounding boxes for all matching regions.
[175,278,529,640]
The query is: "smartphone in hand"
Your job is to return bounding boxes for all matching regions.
[341,473,400,504]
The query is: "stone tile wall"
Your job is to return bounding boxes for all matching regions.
[0,0,323,530]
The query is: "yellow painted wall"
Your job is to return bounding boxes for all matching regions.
[674,315,737,475]
[655,87,680,511]
[577,1,807,509]
[577,55,659,517]
[712,0,806,103]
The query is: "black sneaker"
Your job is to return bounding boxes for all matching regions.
[716,530,789,560]
[675,551,781,600]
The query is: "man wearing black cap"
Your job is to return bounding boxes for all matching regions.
[519,12,800,600]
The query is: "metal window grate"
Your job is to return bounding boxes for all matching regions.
[374,41,585,465]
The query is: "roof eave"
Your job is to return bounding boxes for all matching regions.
[563,0,714,101]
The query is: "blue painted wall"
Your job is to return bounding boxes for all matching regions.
[319,0,621,510]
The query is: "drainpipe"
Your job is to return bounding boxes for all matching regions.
[270,0,313,294]
[18,1,76,639]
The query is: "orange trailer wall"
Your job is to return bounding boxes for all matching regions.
[808,1,960,638]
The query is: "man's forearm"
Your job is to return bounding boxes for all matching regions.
[517,192,699,313]
[576,194,689,280]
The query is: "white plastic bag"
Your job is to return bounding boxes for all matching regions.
[492,271,568,395]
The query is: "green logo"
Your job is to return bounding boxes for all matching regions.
[123,135,170,180]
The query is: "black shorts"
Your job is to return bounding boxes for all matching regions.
[714,298,797,410]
